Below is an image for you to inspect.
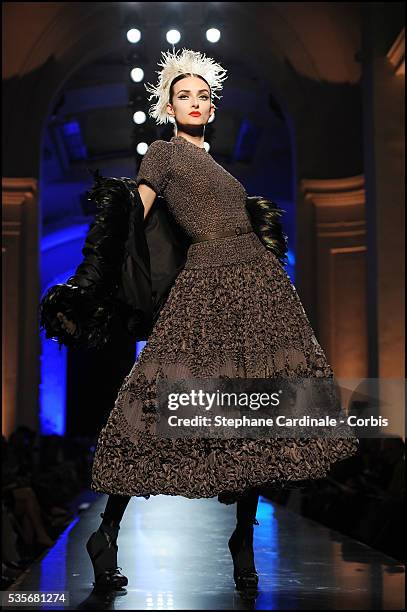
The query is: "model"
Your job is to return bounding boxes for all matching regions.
[44,49,359,592]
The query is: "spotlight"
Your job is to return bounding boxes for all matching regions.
[136,142,149,155]
[206,28,221,43]
[127,28,141,43]
[133,111,147,125]
[130,67,144,83]
[166,29,181,45]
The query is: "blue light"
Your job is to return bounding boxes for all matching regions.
[62,120,81,136]
[40,224,89,436]
[256,496,280,603]
[234,119,261,161]
[285,248,296,283]
[40,517,80,595]
[136,340,147,360]
[39,271,75,436]
[287,249,295,266]
[61,120,87,161]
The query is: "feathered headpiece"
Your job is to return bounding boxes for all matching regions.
[144,48,228,125]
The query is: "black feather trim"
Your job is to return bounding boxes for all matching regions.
[38,170,136,350]
[245,196,288,265]
[38,283,119,351]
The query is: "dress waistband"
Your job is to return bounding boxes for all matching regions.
[184,230,266,269]
[191,224,254,244]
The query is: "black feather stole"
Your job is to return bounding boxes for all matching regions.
[39,169,136,350]
[245,196,288,265]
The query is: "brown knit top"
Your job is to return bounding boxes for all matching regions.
[135,135,252,240]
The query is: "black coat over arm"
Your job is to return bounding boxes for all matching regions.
[39,172,287,350]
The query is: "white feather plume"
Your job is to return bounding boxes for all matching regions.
[144,48,228,125]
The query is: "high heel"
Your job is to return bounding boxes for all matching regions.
[86,514,128,589]
[228,518,259,591]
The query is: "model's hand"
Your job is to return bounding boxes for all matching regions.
[57,312,77,335]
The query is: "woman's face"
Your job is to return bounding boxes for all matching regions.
[167,75,215,127]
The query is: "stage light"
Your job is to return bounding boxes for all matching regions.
[127,28,141,43]
[166,29,181,45]
[130,67,144,82]
[206,28,221,43]
[133,111,147,124]
[136,141,149,155]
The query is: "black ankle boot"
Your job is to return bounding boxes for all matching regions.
[86,513,128,589]
[228,518,259,591]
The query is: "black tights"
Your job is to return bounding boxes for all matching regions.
[99,494,131,542]
[236,487,259,526]
[102,494,131,525]
[103,495,131,523]
[99,487,259,534]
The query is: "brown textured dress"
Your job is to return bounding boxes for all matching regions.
[90,134,359,503]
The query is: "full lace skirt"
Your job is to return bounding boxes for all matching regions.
[90,233,359,503]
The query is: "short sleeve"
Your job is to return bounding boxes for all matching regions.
[135,140,172,196]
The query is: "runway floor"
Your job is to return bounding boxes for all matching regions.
[4,492,405,610]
